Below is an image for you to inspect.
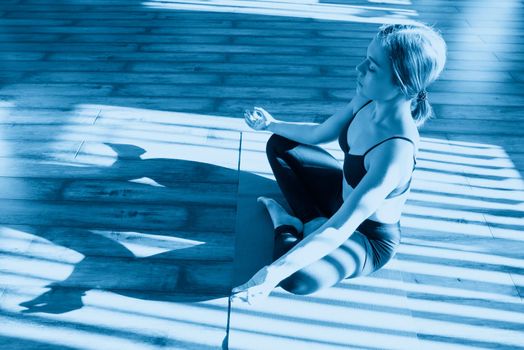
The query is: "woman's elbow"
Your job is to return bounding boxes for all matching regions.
[310,128,336,145]
[305,126,322,145]
[351,196,379,218]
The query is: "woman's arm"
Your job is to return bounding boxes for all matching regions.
[262,92,366,145]
[266,138,414,281]
[267,102,354,145]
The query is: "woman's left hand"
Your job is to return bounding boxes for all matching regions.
[231,265,280,305]
[244,107,275,131]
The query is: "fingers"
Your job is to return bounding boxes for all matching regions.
[244,112,259,130]
[245,107,273,131]
[231,282,258,305]
[253,107,267,120]
[232,289,267,306]
[232,278,256,295]
[231,290,255,305]
[254,106,271,120]
[231,285,252,304]
[254,106,265,113]
[231,290,247,301]
[244,109,263,130]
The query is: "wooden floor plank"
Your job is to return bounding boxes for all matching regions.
[24,71,222,84]
[0,141,82,160]
[0,177,238,204]
[0,197,236,232]
[0,157,240,182]
[0,251,232,293]
[2,225,234,263]
[0,286,230,349]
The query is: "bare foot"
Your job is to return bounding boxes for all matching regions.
[257,196,303,234]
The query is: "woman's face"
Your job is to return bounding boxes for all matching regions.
[355,37,402,101]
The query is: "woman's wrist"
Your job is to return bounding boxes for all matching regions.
[266,120,279,132]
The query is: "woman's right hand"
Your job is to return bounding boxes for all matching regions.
[244,106,275,131]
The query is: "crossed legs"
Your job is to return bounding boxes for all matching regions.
[263,134,374,295]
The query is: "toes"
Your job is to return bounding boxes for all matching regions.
[257,196,272,205]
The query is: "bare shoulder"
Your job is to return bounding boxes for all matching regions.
[385,114,420,152]
[365,118,420,170]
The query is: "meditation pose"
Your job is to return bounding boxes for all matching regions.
[232,23,447,305]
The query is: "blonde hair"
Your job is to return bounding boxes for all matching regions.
[378,23,447,127]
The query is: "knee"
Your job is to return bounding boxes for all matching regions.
[266,134,295,157]
[279,271,323,295]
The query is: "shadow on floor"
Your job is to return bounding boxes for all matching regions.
[11,143,276,314]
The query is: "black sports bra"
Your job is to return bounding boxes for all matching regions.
[338,100,417,199]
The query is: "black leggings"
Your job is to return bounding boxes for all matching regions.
[266,134,400,295]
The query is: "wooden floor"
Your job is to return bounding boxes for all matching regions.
[0,0,523,349]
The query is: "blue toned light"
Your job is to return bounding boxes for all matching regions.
[143,0,419,23]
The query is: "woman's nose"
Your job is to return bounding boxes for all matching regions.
[355,60,366,74]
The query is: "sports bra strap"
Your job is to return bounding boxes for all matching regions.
[345,100,373,133]
[362,136,416,159]
[353,100,373,118]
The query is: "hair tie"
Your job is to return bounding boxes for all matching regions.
[417,90,427,101]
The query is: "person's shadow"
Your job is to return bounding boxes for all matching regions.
[16,142,274,314]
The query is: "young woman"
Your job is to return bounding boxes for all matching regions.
[232,23,447,305]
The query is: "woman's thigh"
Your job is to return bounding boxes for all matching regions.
[278,231,374,295]
[276,140,344,217]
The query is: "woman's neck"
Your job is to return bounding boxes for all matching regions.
[372,97,412,126]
